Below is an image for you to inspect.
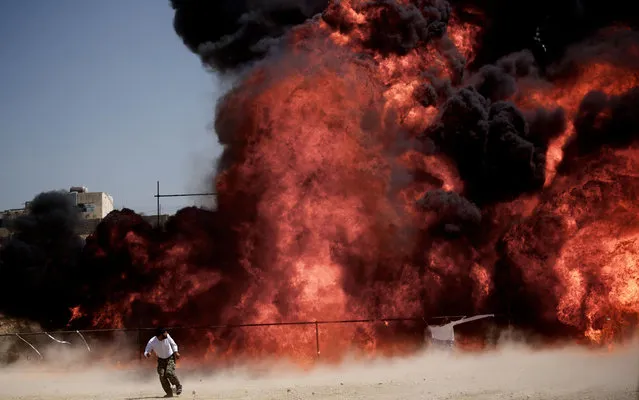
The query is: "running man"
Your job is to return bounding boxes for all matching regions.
[144,327,183,397]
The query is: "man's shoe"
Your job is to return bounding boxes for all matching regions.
[163,394,173,398]
[176,386,183,395]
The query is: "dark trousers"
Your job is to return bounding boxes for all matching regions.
[157,354,182,395]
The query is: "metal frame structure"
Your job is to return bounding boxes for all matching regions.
[154,180,216,226]
[0,315,503,362]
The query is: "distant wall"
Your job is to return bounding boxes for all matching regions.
[75,192,114,219]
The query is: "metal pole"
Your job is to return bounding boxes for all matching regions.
[156,181,160,227]
[315,321,320,359]
[507,296,512,331]
[138,327,142,362]
[154,192,216,198]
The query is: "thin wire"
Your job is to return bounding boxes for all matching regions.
[15,334,43,359]
[76,330,91,352]
[0,314,503,337]
[44,332,71,345]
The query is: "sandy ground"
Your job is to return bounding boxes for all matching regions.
[1,343,638,399]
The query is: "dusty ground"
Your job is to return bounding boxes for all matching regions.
[1,343,638,399]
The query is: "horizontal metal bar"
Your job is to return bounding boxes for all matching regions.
[153,193,216,198]
[0,314,503,338]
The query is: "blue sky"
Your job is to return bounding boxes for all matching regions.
[0,1,223,215]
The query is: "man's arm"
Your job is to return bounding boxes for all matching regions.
[450,314,495,326]
[167,334,180,358]
[143,337,155,357]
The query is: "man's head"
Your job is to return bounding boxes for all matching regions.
[155,327,168,340]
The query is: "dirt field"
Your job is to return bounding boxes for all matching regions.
[1,343,638,399]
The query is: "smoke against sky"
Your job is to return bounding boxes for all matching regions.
[171,0,329,71]
[0,192,84,327]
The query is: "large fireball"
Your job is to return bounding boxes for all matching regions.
[3,0,639,364]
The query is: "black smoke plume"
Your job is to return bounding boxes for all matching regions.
[426,88,558,205]
[560,87,639,172]
[171,0,639,72]
[171,0,328,71]
[0,191,84,328]
[418,189,481,236]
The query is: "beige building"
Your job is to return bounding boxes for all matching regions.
[0,188,116,244]
[67,187,114,219]
[0,187,115,227]
[0,208,27,240]
[0,208,27,218]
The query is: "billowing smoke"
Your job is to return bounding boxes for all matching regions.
[3,0,639,362]
[562,87,639,168]
[171,0,328,71]
[0,191,84,328]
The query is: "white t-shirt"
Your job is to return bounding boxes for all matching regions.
[144,334,178,359]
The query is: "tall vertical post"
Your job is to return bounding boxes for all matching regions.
[507,296,512,331]
[137,327,142,362]
[156,181,160,228]
[315,321,320,359]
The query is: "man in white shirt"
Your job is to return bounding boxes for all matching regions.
[144,327,183,397]
[427,314,494,350]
